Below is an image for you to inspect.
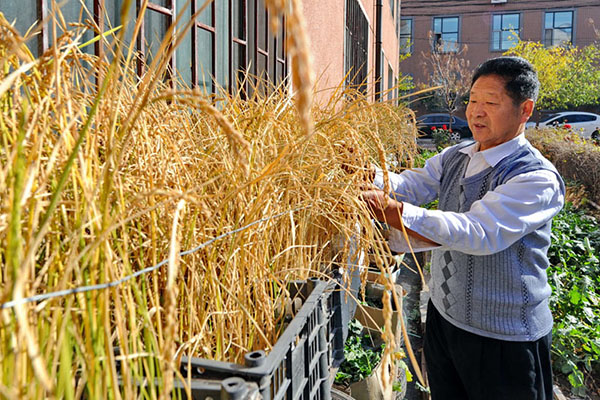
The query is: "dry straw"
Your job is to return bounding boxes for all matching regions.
[265,0,315,139]
[0,2,421,397]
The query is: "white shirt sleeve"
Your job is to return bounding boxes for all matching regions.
[373,147,453,206]
[399,169,564,255]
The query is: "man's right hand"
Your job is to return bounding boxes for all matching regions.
[360,189,402,226]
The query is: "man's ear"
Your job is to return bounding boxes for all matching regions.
[521,99,535,122]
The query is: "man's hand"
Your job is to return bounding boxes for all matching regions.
[361,189,439,246]
[361,189,403,227]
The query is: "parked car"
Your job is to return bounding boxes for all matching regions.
[526,111,600,140]
[416,113,472,140]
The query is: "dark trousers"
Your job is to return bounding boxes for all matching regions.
[424,300,553,400]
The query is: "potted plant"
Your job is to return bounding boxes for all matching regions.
[354,282,405,336]
[334,320,408,400]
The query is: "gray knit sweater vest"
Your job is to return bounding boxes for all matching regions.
[430,140,565,341]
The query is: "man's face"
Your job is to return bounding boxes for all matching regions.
[466,74,533,151]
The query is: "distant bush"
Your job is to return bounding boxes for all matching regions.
[527,128,600,205]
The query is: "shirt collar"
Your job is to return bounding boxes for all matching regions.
[459,133,527,168]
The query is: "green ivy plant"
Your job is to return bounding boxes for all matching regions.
[547,202,600,396]
[335,319,384,385]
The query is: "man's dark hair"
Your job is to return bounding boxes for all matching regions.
[471,56,539,106]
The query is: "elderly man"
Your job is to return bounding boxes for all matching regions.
[362,57,564,399]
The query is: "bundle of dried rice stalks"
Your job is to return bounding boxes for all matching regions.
[0,6,418,398]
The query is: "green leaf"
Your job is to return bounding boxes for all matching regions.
[569,288,582,305]
[567,369,584,388]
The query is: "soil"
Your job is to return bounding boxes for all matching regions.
[555,372,600,400]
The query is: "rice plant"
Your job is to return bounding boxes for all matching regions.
[0,2,418,397]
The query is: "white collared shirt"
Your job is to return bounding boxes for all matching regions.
[373,134,564,255]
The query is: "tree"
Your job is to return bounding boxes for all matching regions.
[504,39,600,111]
[419,37,472,126]
[396,50,415,106]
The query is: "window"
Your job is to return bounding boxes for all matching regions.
[2,0,287,94]
[194,1,216,93]
[345,0,369,94]
[191,0,286,95]
[550,114,597,124]
[2,0,98,57]
[539,113,559,123]
[421,115,452,124]
[492,13,520,51]
[578,115,598,123]
[433,16,459,52]
[400,18,412,54]
[230,0,248,95]
[139,0,175,74]
[544,10,573,47]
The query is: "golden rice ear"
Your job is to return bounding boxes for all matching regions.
[265,0,315,139]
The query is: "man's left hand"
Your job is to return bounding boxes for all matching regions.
[361,189,439,246]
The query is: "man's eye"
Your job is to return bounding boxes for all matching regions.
[486,102,497,105]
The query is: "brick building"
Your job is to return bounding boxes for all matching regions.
[399,0,600,112]
[1,0,402,103]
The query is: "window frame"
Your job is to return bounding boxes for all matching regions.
[400,17,413,54]
[432,15,460,53]
[191,0,216,92]
[137,0,177,82]
[490,12,521,52]
[543,9,575,47]
[344,0,370,95]
[386,58,394,101]
[229,0,248,96]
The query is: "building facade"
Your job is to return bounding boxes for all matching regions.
[303,0,401,103]
[1,0,402,103]
[400,0,600,92]
[1,0,289,96]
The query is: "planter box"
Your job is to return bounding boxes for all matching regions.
[345,327,407,400]
[191,279,344,400]
[116,237,365,399]
[354,282,406,339]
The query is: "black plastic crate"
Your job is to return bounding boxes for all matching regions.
[176,278,350,400]
[115,264,361,399]
[167,376,261,400]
